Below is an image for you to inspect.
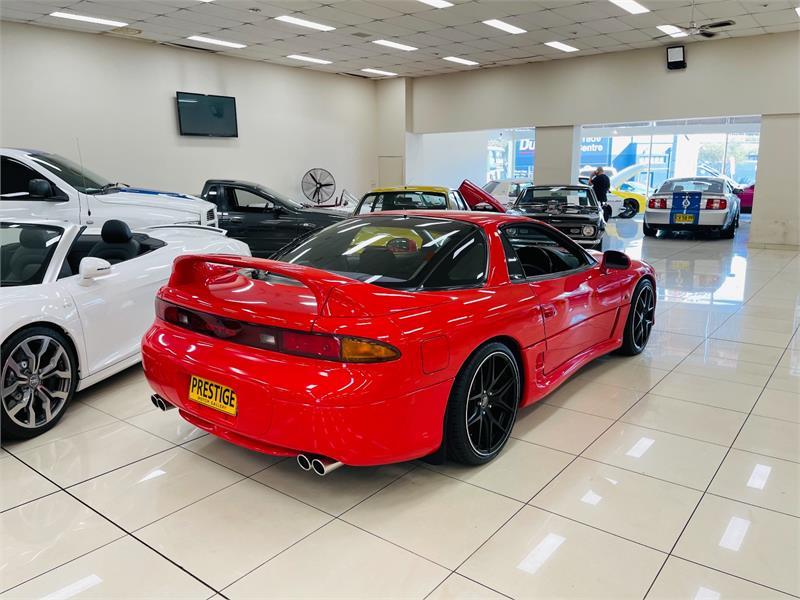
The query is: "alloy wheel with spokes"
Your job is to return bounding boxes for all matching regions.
[446,343,520,465]
[2,330,75,437]
[620,279,656,355]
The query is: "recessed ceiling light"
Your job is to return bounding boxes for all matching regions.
[482,19,526,34]
[608,0,650,15]
[187,35,246,49]
[372,39,418,51]
[275,15,335,32]
[443,56,479,66]
[287,54,332,64]
[545,41,579,52]
[49,11,127,28]
[657,24,688,38]
[417,0,453,7]
[362,68,398,76]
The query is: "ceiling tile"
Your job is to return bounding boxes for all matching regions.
[752,8,799,26]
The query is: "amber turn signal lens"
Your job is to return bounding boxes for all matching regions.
[340,337,400,362]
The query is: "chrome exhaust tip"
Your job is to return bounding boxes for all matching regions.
[296,454,312,471]
[151,394,175,411]
[311,456,343,477]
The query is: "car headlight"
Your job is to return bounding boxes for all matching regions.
[582,225,596,237]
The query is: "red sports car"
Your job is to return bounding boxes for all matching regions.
[142,212,655,473]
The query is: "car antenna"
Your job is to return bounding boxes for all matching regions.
[75,137,92,218]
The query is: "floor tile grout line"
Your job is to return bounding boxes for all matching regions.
[0,452,224,598]
[218,464,430,594]
[642,325,795,599]
[666,555,800,598]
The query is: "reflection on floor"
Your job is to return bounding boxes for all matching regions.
[2,216,798,599]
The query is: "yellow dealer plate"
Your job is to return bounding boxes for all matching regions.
[188,375,237,416]
[674,213,695,224]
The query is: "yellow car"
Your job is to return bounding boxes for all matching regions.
[611,181,647,214]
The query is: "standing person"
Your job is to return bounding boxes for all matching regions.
[590,166,611,206]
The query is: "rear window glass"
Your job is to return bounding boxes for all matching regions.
[657,179,724,194]
[357,191,448,214]
[482,181,499,194]
[275,216,477,289]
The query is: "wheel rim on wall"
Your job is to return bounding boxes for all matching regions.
[465,351,519,456]
[2,336,72,429]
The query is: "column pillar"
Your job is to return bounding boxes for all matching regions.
[534,125,581,185]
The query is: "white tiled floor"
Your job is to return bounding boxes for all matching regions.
[2,217,799,599]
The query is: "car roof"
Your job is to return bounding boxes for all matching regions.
[664,176,725,182]
[529,184,591,191]
[369,185,451,194]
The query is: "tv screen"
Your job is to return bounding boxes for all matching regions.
[176,91,238,137]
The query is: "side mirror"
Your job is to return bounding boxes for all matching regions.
[601,250,631,271]
[273,204,285,216]
[79,257,112,284]
[28,179,53,198]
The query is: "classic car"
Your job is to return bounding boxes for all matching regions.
[142,211,654,472]
[644,176,741,239]
[353,186,471,214]
[507,185,605,248]
[200,179,345,258]
[1,219,250,438]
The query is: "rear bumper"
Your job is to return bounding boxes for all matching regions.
[141,323,452,466]
[645,209,730,228]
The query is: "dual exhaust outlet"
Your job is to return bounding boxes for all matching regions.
[152,395,342,476]
[297,453,343,477]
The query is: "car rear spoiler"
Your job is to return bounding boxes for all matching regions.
[167,254,450,318]
[458,180,507,213]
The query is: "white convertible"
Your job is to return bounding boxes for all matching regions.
[0,219,250,438]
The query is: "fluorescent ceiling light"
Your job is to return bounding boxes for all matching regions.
[418,0,453,7]
[49,11,127,28]
[372,39,418,51]
[275,15,335,32]
[482,19,526,34]
[657,24,688,38]
[443,56,479,66]
[362,68,398,76]
[545,41,579,52]
[608,0,650,15]
[795,6,800,16]
[287,54,332,64]
[187,35,246,49]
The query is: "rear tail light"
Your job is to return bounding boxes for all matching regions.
[648,198,667,209]
[705,198,727,210]
[156,298,400,363]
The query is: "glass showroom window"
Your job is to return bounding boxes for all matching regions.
[577,116,760,194]
[486,128,535,182]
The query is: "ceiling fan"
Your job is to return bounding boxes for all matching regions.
[659,0,736,38]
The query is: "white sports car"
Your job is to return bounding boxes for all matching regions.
[0,219,250,438]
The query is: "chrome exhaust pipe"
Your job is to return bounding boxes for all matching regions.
[296,454,312,471]
[151,394,175,411]
[311,456,343,476]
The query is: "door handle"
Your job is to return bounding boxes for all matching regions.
[542,304,557,319]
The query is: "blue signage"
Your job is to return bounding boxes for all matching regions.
[579,137,611,167]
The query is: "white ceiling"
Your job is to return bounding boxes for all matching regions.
[2,0,798,77]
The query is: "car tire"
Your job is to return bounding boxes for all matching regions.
[621,199,638,219]
[1,326,78,439]
[445,342,520,465]
[720,215,736,239]
[619,278,656,356]
[643,221,658,237]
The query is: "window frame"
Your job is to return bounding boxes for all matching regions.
[499,222,596,284]
[0,157,65,202]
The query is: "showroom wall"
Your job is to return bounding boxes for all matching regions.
[406,130,489,188]
[0,22,377,199]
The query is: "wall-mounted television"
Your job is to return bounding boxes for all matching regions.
[176,91,238,137]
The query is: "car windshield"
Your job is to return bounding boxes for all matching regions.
[357,191,448,214]
[0,223,63,286]
[25,152,112,194]
[275,215,477,288]
[517,187,598,209]
[657,178,724,194]
[482,181,499,193]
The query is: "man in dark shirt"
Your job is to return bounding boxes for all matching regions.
[590,167,611,205]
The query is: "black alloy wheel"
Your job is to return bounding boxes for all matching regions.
[621,198,639,219]
[446,343,520,465]
[620,279,656,355]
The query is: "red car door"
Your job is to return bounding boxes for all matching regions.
[500,223,620,374]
